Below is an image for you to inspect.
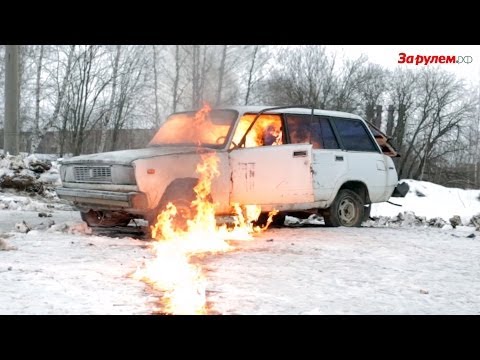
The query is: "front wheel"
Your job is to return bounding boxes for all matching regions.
[323,189,364,227]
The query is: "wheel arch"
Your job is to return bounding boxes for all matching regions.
[337,180,371,205]
[145,177,199,226]
[158,177,199,207]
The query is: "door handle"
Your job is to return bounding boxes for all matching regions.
[335,155,344,161]
[293,151,307,157]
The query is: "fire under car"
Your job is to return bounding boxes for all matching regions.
[56,105,408,229]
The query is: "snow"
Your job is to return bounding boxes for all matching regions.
[2,212,479,314]
[0,193,72,211]
[204,226,480,315]
[1,156,480,314]
[0,230,154,314]
[372,179,480,225]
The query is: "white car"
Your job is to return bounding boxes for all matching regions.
[57,105,407,228]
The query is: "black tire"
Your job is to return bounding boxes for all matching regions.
[81,210,132,227]
[323,189,364,227]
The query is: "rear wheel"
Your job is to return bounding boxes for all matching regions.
[323,189,364,227]
[81,210,132,227]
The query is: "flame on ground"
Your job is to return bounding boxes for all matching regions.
[134,151,278,315]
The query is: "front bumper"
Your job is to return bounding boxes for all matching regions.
[56,187,148,211]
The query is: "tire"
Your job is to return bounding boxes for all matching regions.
[323,189,364,227]
[81,210,132,227]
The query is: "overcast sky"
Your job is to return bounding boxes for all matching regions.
[324,45,480,86]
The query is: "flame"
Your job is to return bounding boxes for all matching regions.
[135,107,279,314]
[149,103,232,146]
[230,114,283,148]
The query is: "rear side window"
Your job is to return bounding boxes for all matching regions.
[333,118,378,152]
[286,114,339,150]
[311,117,339,149]
[286,115,312,145]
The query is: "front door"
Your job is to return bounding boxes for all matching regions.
[229,144,314,205]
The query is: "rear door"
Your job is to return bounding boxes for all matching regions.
[285,114,347,202]
[331,117,389,202]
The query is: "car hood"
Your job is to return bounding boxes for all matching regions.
[59,146,205,166]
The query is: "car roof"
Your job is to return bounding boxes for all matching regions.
[213,105,364,120]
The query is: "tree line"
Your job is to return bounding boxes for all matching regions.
[1,45,479,188]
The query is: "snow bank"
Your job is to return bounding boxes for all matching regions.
[0,153,71,211]
[0,154,61,199]
[372,179,480,226]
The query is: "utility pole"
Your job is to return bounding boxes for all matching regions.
[4,45,19,155]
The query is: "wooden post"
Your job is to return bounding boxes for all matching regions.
[365,103,375,123]
[374,105,382,129]
[386,105,395,137]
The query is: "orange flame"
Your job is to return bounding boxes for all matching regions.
[230,114,283,148]
[135,106,279,315]
[149,103,231,146]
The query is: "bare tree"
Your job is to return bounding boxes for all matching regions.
[332,55,368,112]
[215,45,228,106]
[265,46,333,107]
[29,45,76,154]
[32,45,45,153]
[109,46,146,150]
[244,46,258,105]
[359,63,386,123]
[152,45,161,126]
[98,45,121,152]
[397,68,474,180]
[387,68,418,153]
[0,46,4,128]
[65,45,110,155]
[172,45,182,113]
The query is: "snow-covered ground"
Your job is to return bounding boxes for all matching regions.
[204,226,480,315]
[2,217,479,315]
[1,153,480,314]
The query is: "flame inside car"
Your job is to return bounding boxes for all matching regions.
[135,105,278,315]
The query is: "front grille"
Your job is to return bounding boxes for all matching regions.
[74,166,112,183]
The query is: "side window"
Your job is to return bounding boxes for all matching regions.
[231,114,283,148]
[311,117,339,149]
[286,115,312,144]
[333,118,378,152]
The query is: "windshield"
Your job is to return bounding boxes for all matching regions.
[148,108,238,148]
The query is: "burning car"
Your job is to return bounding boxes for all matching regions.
[56,105,406,229]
